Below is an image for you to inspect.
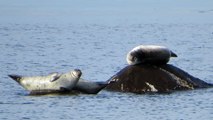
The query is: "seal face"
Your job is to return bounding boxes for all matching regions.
[126,45,177,65]
[8,69,82,94]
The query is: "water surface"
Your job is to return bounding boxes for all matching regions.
[0,0,213,120]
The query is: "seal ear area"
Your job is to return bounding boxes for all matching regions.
[170,51,178,57]
[8,74,22,82]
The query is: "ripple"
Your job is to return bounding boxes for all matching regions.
[0,23,213,120]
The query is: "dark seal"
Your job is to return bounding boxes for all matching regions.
[126,45,177,65]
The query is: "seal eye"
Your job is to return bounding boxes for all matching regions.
[129,55,136,61]
[133,57,137,62]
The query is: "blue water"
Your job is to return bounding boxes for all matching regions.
[0,0,213,120]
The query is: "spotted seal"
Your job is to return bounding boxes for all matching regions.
[8,69,82,94]
[126,45,177,65]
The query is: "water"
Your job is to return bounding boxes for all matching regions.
[0,0,213,120]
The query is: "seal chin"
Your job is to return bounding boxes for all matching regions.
[126,59,133,65]
[127,60,138,65]
[71,69,82,78]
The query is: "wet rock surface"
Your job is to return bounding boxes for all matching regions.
[106,64,212,93]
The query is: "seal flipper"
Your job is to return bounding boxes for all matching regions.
[8,74,22,83]
[49,73,61,82]
[90,81,109,93]
[171,51,178,57]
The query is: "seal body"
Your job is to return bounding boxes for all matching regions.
[126,45,177,65]
[73,79,111,94]
[8,69,82,94]
[105,64,212,94]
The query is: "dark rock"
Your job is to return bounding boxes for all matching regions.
[105,64,212,94]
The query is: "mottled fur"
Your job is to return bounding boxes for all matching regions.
[127,45,177,65]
